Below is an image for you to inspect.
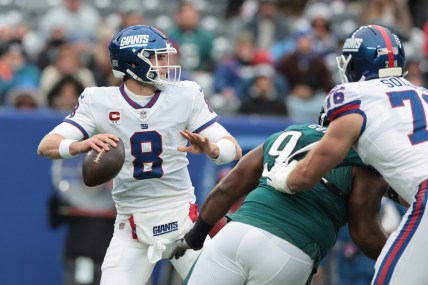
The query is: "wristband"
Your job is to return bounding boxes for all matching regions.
[387,186,400,203]
[210,139,236,165]
[59,139,77,158]
[185,216,214,249]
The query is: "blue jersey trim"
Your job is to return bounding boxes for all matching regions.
[326,100,361,121]
[120,84,142,109]
[63,119,89,139]
[144,90,161,108]
[193,116,219,133]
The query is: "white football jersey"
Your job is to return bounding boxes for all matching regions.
[64,81,218,214]
[325,77,428,204]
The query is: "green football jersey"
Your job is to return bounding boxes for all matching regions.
[228,124,365,267]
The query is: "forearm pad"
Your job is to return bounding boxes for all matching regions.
[185,216,214,249]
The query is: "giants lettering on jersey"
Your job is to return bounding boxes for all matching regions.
[153,221,178,236]
[342,38,363,52]
[120,35,149,48]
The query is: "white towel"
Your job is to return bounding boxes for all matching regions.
[147,240,173,264]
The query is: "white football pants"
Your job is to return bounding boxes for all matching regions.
[100,215,201,285]
[186,221,314,285]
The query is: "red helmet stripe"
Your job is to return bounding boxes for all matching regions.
[372,25,395,68]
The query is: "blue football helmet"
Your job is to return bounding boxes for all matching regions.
[109,25,181,89]
[336,25,405,83]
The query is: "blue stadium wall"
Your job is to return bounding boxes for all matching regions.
[0,111,295,285]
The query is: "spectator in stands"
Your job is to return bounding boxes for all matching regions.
[304,2,338,59]
[224,0,246,20]
[276,30,333,122]
[47,75,84,112]
[0,14,44,63]
[39,44,95,100]
[269,31,299,64]
[410,0,428,29]
[238,64,288,116]
[243,0,290,50]
[118,0,145,30]
[212,32,257,111]
[222,0,258,44]
[168,41,194,82]
[424,20,428,58]
[3,85,44,111]
[36,27,69,70]
[0,41,40,105]
[38,0,101,45]
[360,0,413,37]
[168,1,215,72]
[405,56,427,87]
[212,32,289,114]
[423,20,428,86]
[88,25,122,87]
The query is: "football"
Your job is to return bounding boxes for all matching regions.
[82,138,125,187]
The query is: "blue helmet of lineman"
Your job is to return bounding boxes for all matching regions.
[336,25,405,83]
[109,25,181,89]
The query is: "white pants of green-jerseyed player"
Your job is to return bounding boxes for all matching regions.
[186,221,314,285]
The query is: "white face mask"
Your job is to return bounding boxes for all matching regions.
[336,54,352,84]
[336,53,404,84]
[137,45,181,90]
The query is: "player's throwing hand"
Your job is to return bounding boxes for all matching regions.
[177,130,219,158]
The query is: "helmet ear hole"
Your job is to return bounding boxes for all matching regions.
[148,71,157,79]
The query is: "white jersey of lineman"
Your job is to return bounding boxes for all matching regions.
[64,81,218,214]
[325,77,428,204]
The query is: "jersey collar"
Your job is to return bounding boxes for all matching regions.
[119,84,161,109]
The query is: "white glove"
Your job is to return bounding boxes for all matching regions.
[267,160,298,194]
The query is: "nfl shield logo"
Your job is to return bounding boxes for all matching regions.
[139,110,147,120]
[119,223,125,230]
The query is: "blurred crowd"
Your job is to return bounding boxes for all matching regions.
[0,0,427,122]
[1,1,425,284]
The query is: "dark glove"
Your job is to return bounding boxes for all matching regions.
[168,216,214,259]
[167,236,194,259]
